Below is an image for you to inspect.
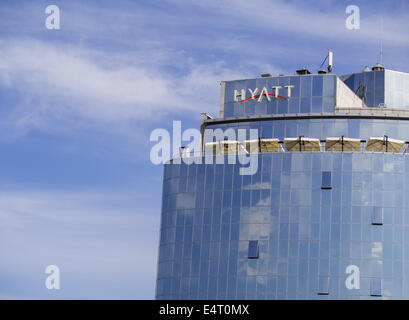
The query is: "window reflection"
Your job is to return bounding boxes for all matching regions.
[158,151,409,299]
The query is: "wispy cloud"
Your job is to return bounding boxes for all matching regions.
[0,39,249,131]
[166,0,409,46]
[2,0,407,137]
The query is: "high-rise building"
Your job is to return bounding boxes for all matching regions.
[156,63,409,299]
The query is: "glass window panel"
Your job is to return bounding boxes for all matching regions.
[370,279,382,296]
[290,76,301,97]
[277,99,288,114]
[248,240,259,259]
[323,75,335,96]
[311,97,322,113]
[289,98,300,114]
[300,97,311,113]
[255,101,267,115]
[372,207,384,225]
[318,277,330,295]
[312,75,323,96]
[323,97,335,113]
[242,190,251,207]
[321,171,332,189]
[301,76,312,97]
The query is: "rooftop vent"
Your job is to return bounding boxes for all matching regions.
[296,68,311,75]
[363,66,371,72]
[318,69,327,74]
[372,63,384,71]
[261,73,272,78]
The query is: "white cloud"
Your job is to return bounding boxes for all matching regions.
[2,1,407,136]
[0,39,248,131]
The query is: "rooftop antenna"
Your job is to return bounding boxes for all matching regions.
[319,50,333,73]
[328,50,333,73]
[377,15,383,65]
[379,16,384,66]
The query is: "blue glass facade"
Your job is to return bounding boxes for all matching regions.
[343,70,385,108]
[343,69,409,109]
[156,69,409,300]
[157,153,409,299]
[223,74,337,118]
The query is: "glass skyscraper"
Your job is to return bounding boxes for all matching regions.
[156,65,409,299]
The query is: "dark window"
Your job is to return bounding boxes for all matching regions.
[318,277,329,295]
[321,171,332,189]
[372,207,383,225]
[370,279,382,296]
[248,240,259,259]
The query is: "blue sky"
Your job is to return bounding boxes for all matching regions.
[0,0,408,299]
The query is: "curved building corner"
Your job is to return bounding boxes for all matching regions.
[156,64,409,299]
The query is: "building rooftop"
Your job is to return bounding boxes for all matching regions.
[214,67,409,120]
